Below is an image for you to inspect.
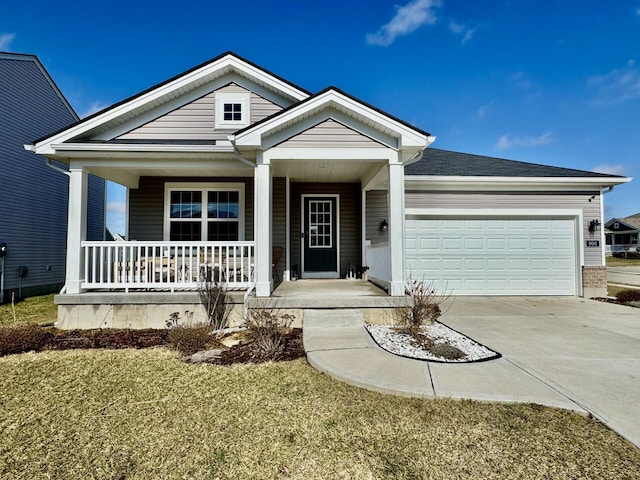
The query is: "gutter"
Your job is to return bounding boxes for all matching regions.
[24,144,71,177]
[228,136,256,168]
[45,158,70,177]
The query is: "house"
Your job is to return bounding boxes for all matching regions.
[605,213,640,255]
[0,52,105,303]
[26,52,629,328]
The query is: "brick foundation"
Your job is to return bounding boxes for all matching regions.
[582,266,607,289]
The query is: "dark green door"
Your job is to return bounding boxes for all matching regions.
[303,196,338,273]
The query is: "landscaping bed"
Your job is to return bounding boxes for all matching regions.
[366,321,500,362]
[593,287,640,309]
[0,323,306,365]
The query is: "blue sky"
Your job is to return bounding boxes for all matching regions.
[2,0,639,235]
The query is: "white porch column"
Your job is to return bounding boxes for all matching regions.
[66,167,88,294]
[388,161,405,296]
[254,156,272,297]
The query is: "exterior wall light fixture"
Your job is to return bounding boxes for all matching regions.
[588,219,601,233]
[379,219,388,232]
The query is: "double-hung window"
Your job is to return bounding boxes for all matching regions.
[165,183,245,242]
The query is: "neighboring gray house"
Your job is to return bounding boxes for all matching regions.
[0,52,105,302]
[605,213,640,254]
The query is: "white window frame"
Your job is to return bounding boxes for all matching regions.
[164,182,245,241]
[215,92,251,129]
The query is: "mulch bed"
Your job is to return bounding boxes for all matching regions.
[592,297,640,308]
[213,330,305,365]
[0,324,306,365]
[50,328,170,350]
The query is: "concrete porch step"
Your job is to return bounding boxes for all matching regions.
[303,309,365,328]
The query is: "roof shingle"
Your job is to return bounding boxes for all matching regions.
[406,148,624,178]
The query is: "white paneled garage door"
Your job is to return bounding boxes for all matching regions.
[405,217,577,295]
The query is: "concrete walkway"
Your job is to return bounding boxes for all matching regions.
[303,297,640,448]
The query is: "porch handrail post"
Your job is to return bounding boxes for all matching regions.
[66,167,88,294]
[388,161,405,296]
[254,157,272,297]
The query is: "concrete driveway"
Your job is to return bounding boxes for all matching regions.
[442,297,640,447]
[608,265,640,289]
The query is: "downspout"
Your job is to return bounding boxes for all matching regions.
[230,137,257,311]
[44,157,71,292]
[45,158,71,177]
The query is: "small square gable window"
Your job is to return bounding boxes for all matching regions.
[215,92,250,128]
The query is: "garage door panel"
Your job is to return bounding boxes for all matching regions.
[420,238,438,249]
[405,217,576,295]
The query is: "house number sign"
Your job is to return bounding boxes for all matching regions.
[586,240,600,247]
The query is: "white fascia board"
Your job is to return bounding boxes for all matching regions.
[405,175,632,191]
[227,56,308,101]
[51,142,234,153]
[233,89,428,150]
[32,55,308,154]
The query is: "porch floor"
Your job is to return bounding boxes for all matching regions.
[248,280,411,309]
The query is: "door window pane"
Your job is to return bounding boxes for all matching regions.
[308,200,332,248]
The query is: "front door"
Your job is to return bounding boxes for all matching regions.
[302,195,339,277]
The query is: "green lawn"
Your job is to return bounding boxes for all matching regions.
[0,294,57,327]
[1,349,638,479]
[606,255,640,267]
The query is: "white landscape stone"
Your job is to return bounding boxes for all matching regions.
[366,323,498,362]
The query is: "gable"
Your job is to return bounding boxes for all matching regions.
[233,88,433,162]
[276,119,383,149]
[30,52,309,154]
[117,83,282,142]
[605,219,639,231]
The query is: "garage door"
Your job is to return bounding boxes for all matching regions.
[405,217,577,295]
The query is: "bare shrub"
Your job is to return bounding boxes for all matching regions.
[430,343,465,360]
[198,270,231,336]
[616,289,640,304]
[244,308,295,361]
[397,278,450,338]
[167,324,216,356]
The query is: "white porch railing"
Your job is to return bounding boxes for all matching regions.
[365,241,390,283]
[607,244,640,255]
[82,241,255,291]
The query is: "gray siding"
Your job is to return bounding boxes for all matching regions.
[405,191,603,265]
[278,119,382,148]
[291,183,361,277]
[272,178,287,281]
[366,190,388,245]
[129,177,254,241]
[87,175,106,241]
[118,83,281,141]
[0,54,104,299]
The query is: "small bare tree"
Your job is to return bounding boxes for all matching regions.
[244,300,295,361]
[398,277,450,338]
[198,269,231,337]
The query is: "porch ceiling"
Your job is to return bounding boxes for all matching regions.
[272,159,385,183]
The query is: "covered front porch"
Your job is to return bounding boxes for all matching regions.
[30,78,432,328]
